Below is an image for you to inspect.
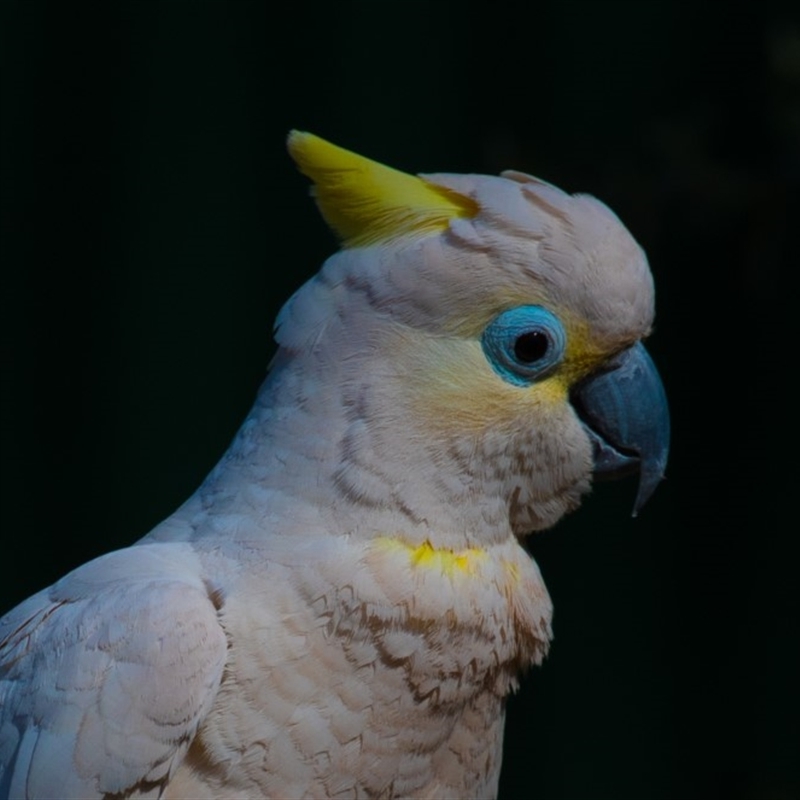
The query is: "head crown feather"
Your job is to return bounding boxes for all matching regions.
[287,131,477,247]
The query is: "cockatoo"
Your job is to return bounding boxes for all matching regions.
[0,132,669,799]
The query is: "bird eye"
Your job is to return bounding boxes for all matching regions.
[514,330,550,364]
[481,306,566,386]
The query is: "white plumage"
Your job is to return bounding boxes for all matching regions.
[0,132,667,798]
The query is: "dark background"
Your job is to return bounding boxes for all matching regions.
[1,2,797,798]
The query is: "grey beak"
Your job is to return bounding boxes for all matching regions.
[571,342,670,516]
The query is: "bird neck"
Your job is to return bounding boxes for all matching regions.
[156,353,515,553]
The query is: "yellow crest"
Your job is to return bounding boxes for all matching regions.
[287,131,478,247]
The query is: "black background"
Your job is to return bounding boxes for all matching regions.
[1,2,797,798]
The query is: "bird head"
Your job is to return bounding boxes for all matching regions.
[276,132,668,546]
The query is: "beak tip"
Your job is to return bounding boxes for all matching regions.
[631,454,669,517]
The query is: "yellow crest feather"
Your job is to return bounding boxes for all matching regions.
[287,131,478,247]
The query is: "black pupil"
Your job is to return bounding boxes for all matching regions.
[514,330,549,363]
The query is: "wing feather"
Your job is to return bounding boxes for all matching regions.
[0,543,227,799]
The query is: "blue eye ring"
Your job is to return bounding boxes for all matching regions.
[481,306,567,386]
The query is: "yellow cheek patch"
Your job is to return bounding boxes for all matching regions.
[428,374,568,436]
[402,336,570,436]
[287,131,478,248]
